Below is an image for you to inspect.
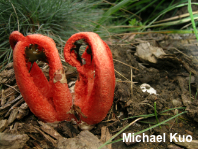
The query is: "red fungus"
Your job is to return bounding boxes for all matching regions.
[64,32,115,125]
[9,31,73,122]
[9,31,115,125]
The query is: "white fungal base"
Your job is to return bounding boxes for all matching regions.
[78,121,95,131]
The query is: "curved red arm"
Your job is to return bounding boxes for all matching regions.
[64,32,115,125]
[10,31,115,125]
[10,31,72,122]
[9,31,25,50]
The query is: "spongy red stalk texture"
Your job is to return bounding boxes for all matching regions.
[64,32,115,125]
[10,31,72,122]
[10,31,115,125]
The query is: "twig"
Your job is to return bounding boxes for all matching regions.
[0,94,23,116]
[107,106,113,120]
[113,59,139,71]
[116,80,138,84]
[87,19,112,39]
[181,60,198,75]
[10,1,19,31]
[169,47,191,60]
[0,94,22,110]
[189,72,192,101]
[5,98,24,117]
[110,43,132,46]
[114,69,129,81]
[34,126,57,147]
[154,11,198,24]
[169,119,176,131]
[5,84,20,93]
[139,103,154,110]
[98,117,144,149]
[130,67,133,97]
[1,89,6,106]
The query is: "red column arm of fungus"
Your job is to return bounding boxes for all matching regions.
[64,32,115,125]
[9,31,73,122]
[10,31,115,125]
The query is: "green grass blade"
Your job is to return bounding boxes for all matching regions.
[188,0,198,41]
[99,111,187,148]
[146,0,166,22]
[160,107,186,114]
[98,117,144,149]
[154,101,161,128]
[195,89,198,100]
[121,0,158,25]
[95,0,138,29]
[142,1,197,31]
[122,113,155,120]
[123,107,186,121]
[149,15,198,28]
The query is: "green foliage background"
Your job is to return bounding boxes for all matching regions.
[0,0,197,70]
